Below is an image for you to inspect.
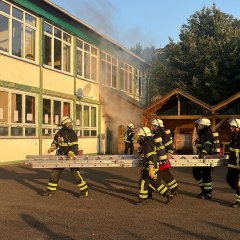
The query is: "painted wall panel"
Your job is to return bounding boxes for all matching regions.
[0,55,40,87]
[42,68,74,95]
[76,78,99,101]
[0,139,39,162]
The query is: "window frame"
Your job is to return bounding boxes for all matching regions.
[43,21,72,74]
[0,87,38,138]
[42,95,72,138]
[76,38,98,81]
[0,0,38,62]
[120,61,134,93]
[75,102,98,137]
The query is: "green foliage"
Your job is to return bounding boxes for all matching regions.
[148,4,240,104]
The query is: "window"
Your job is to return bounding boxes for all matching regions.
[0,0,37,61]
[43,22,72,73]
[76,39,98,81]
[42,96,72,137]
[135,69,143,97]
[76,103,97,137]
[101,52,118,88]
[120,61,134,93]
[0,88,37,137]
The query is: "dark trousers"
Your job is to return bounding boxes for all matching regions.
[124,142,134,155]
[139,172,169,200]
[192,167,212,195]
[226,167,240,202]
[47,168,88,193]
[161,169,178,192]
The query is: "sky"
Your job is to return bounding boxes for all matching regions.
[51,0,240,49]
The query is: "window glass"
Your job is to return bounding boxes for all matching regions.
[83,106,89,127]
[63,102,70,116]
[54,38,61,70]
[42,128,51,137]
[0,127,8,136]
[0,91,8,122]
[63,43,70,72]
[53,100,61,125]
[12,7,23,20]
[85,43,90,52]
[43,98,51,124]
[25,128,36,136]
[0,15,9,52]
[12,20,23,57]
[44,22,52,34]
[54,28,61,38]
[11,93,22,123]
[77,39,83,48]
[25,27,35,60]
[112,65,117,88]
[91,47,97,56]
[0,0,10,14]
[91,107,96,127]
[76,50,82,76]
[25,95,35,123]
[25,14,36,27]
[76,104,82,126]
[11,127,23,136]
[91,56,97,81]
[63,32,71,43]
[84,52,90,79]
[44,35,51,66]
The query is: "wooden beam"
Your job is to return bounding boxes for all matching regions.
[215,119,226,130]
[178,95,181,116]
[143,115,205,120]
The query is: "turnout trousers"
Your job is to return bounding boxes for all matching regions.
[161,169,178,193]
[124,142,134,155]
[226,167,240,204]
[192,167,213,195]
[46,168,88,193]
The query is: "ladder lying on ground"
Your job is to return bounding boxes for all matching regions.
[25,154,228,169]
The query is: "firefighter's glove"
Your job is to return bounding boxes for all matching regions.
[48,144,56,153]
[68,151,76,160]
[149,166,156,179]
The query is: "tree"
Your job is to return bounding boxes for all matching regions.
[149,4,240,104]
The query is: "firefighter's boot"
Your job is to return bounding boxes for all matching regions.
[165,192,174,204]
[42,190,55,197]
[232,202,240,208]
[79,190,89,198]
[135,198,147,206]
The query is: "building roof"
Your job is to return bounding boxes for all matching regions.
[144,88,212,114]
[41,0,147,64]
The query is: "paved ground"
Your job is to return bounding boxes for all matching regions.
[0,164,239,240]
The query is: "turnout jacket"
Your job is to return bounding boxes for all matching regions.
[124,128,134,143]
[52,127,79,156]
[228,132,240,168]
[152,131,170,170]
[158,129,174,154]
[140,139,159,178]
[195,130,214,157]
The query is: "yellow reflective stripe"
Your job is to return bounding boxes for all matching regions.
[168,150,174,154]
[196,144,202,147]
[149,184,156,191]
[154,137,162,143]
[202,150,207,153]
[204,141,213,146]
[47,186,57,191]
[214,140,220,143]
[156,146,165,150]
[204,182,212,186]
[204,186,213,190]
[160,187,168,195]
[228,164,239,168]
[169,183,178,189]
[79,185,88,191]
[139,194,148,199]
[159,155,168,160]
[59,141,78,146]
[168,179,176,186]
[139,190,148,194]
[141,180,145,192]
[48,183,57,187]
[77,181,87,187]
[157,185,164,191]
[146,151,156,158]
[77,171,83,181]
[213,132,219,137]
[165,140,173,146]
[165,130,171,134]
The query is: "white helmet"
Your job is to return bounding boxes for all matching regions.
[228,118,240,128]
[137,127,152,137]
[150,119,164,127]
[195,118,211,126]
[61,116,73,126]
[127,123,135,128]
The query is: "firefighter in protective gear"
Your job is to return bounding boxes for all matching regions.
[149,119,179,198]
[193,118,214,200]
[136,127,174,205]
[43,116,89,198]
[226,118,240,208]
[124,123,135,155]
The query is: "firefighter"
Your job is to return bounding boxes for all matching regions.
[193,118,214,200]
[149,119,179,197]
[42,116,89,198]
[124,123,135,155]
[226,118,240,208]
[136,127,174,205]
